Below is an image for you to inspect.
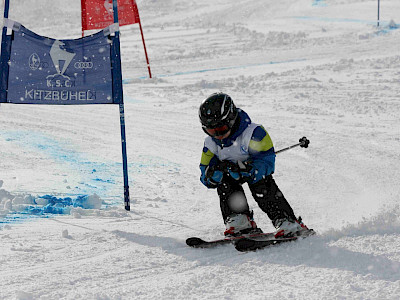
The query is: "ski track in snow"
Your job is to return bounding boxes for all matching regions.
[1,0,400,299]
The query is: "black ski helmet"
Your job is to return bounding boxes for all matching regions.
[199,92,238,138]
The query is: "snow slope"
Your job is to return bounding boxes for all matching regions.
[1,0,400,299]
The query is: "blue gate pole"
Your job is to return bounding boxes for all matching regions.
[377,0,380,27]
[1,0,10,38]
[1,0,10,35]
[0,0,10,100]
[113,0,130,211]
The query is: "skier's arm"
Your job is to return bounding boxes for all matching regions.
[245,126,276,183]
[199,146,220,188]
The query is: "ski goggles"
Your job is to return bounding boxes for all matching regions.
[204,124,230,137]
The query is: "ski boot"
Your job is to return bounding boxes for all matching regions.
[224,213,263,237]
[274,216,312,238]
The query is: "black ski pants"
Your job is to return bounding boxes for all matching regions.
[217,175,297,228]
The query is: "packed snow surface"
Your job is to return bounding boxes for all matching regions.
[1,0,400,299]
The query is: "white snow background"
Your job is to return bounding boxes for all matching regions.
[1,0,400,299]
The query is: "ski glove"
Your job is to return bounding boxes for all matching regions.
[205,165,223,186]
[201,161,243,188]
[211,161,242,181]
[222,162,241,181]
[238,161,255,181]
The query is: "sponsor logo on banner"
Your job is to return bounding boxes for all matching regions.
[46,40,76,88]
[28,53,40,70]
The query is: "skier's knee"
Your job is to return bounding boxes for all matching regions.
[227,191,249,213]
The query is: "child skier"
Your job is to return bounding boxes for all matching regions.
[199,92,310,237]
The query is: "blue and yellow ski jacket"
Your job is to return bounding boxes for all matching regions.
[200,109,276,188]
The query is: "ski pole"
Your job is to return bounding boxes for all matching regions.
[275,137,310,154]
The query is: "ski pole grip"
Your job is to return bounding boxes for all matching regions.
[299,136,310,148]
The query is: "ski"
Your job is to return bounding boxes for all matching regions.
[186,232,275,248]
[186,229,316,250]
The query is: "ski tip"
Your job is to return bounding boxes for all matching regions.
[186,237,206,247]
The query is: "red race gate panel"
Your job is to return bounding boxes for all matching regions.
[81,0,140,31]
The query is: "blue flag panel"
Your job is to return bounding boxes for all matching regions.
[2,22,119,104]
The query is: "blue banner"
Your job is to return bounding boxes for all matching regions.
[3,22,118,104]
